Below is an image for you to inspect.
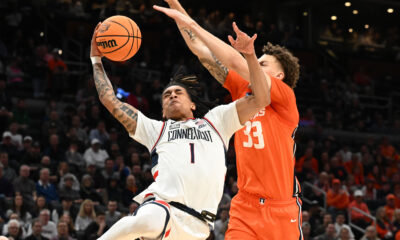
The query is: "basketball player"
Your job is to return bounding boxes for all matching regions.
[90,20,269,239]
[155,2,302,239]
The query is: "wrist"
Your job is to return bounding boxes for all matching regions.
[90,56,102,64]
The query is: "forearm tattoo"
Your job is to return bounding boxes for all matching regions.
[182,28,196,41]
[93,63,138,134]
[199,52,228,85]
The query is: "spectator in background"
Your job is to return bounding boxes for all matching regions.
[296,147,319,174]
[27,209,57,240]
[314,223,337,240]
[58,174,81,202]
[330,156,348,181]
[121,174,138,207]
[379,137,395,160]
[83,138,109,169]
[393,209,400,236]
[12,99,30,129]
[348,190,371,228]
[13,165,36,204]
[375,207,394,239]
[31,196,49,219]
[89,121,109,146]
[104,174,122,203]
[52,221,75,240]
[6,57,24,85]
[71,116,88,145]
[5,195,32,228]
[47,49,68,98]
[360,225,380,240]
[344,154,364,185]
[8,122,22,149]
[384,194,397,221]
[36,168,59,204]
[59,213,77,239]
[25,219,49,240]
[51,197,78,225]
[126,82,150,115]
[327,179,349,215]
[5,219,23,240]
[337,227,353,240]
[21,141,42,167]
[44,134,65,163]
[65,142,85,174]
[1,137,19,171]
[83,210,108,240]
[79,174,103,205]
[74,199,96,232]
[314,213,333,237]
[105,200,121,227]
[334,213,354,239]
[214,208,229,240]
[0,162,14,197]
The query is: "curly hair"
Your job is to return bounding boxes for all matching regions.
[164,73,218,119]
[262,42,300,89]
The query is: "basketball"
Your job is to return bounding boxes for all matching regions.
[96,15,142,62]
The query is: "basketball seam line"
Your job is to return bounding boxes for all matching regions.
[121,19,135,61]
[100,20,131,55]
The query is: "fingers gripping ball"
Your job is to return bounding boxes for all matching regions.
[96,15,142,61]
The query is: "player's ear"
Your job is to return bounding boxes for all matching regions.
[191,103,196,111]
[275,71,284,80]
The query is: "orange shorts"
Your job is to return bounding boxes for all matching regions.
[225,191,303,240]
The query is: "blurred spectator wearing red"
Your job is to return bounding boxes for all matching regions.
[348,190,371,228]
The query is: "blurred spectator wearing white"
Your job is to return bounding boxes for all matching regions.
[5,219,24,240]
[360,225,380,240]
[214,208,229,240]
[83,139,109,168]
[74,199,96,232]
[334,213,355,239]
[27,209,57,240]
[8,122,22,149]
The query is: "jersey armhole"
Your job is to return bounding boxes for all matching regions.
[150,121,167,152]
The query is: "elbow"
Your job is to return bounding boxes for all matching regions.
[255,96,271,109]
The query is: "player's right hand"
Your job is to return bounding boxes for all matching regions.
[90,22,103,58]
[153,5,194,28]
[228,22,257,56]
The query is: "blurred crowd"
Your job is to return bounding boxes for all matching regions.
[1,0,400,240]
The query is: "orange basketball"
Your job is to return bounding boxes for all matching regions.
[96,15,142,62]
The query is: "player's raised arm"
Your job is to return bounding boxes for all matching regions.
[154,5,250,82]
[229,24,271,124]
[90,23,139,135]
[163,0,229,84]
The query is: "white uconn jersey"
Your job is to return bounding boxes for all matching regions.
[130,101,242,222]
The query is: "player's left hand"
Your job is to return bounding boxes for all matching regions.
[90,22,103,58]
[228,22,257,56]
[153,5,194,28]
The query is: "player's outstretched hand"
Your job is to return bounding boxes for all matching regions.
[153,5,194,28]
[90,22,103,58]
[228,22,257,56]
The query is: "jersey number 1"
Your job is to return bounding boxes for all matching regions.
[243,121,265,149]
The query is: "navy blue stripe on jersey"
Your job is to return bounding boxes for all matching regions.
[189,143,195,163]
[203,117,227,151]
[296,195,303,240]
[151,121,166,152]
[151,149,159,168]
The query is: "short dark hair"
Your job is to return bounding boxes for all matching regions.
[262,42,300,89]
[163,74,217,119]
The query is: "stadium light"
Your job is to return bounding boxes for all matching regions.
[364,24,369,29]
[58,49,63,55]
[352,9,358,15]
[40,32,44,37]
[345,2,351,7]
[387,8,394,13]
[348,28,353,33]
[303,11,308,16]
[331,15,337,21]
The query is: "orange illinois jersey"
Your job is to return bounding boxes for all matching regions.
[224,70,300,200]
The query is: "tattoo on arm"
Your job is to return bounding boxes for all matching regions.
[93,63,138,134]
[182,28,196,41]
[199,53,228,85]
